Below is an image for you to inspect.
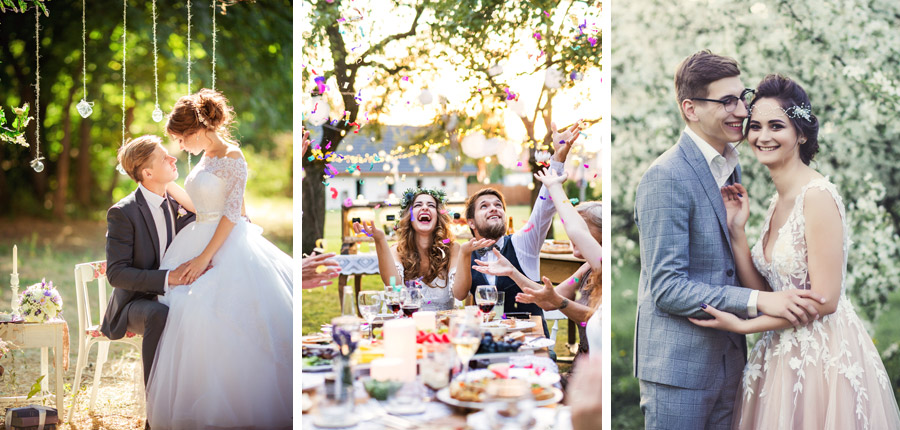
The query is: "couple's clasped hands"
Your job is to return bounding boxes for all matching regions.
[691,287,827,334]
[169,256,214,287]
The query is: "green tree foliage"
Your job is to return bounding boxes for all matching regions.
[0,0,291,217]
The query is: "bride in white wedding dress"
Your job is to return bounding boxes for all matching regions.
[146,89,292,430]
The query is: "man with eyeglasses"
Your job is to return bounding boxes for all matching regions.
[632,50,824,429]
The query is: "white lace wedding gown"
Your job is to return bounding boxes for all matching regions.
[147,156,293,430]
[734,178,900,429]
[395,263,456,311]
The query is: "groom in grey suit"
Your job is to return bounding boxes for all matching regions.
[633,51,824,429]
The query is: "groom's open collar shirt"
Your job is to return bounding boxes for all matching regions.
[682,127,759,317]
[138,184,175,291]
[684,126,740,188]
[479,159,565,285]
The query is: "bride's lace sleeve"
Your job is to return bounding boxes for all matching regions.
[210,157,248,224]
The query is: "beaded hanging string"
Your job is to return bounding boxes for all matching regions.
[211,0,216,90]
[75,0,93,118]
[186,0,192,94]
[31,6,44,172]
[151,0,163,122]
[121,0,127,146]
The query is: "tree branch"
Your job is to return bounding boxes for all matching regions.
[357,1,428,60]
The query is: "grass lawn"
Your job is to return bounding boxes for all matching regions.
[0,193,291,429]
[611,263,900,429]
[300,205,581,359]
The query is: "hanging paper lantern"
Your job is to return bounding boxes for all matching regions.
[488,64,503,77]
[76,99,93,118]
[428,153,447,172]
[496,141,520,167]
[418,89,433,105]
[461,133,487,159]
[506,98,526,117]
[482,138,502,157]
[307,96,330,127]
[544,67,563,89]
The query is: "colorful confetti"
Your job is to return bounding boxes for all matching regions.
[522,223,534,233]
[330,187,338,198]
[343,198,353,208]
[442,239,451,244]
[570,198,580,205]
[316,265,327,274]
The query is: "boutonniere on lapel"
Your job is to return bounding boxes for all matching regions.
[177,207,188,219]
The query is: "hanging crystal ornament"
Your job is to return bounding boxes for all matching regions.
[211,0,216,90]
[151,0,163,122]
[121,0,127,147]
[77,0,93,118]
[32,7,45,173]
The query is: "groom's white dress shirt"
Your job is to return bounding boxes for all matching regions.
[478,159,564,285]
[138,184,175,290]
[683,126,758,317]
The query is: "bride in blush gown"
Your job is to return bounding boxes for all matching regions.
[146,89,292,430]
[690,75,900,429]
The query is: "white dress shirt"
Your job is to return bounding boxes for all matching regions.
[479,159,564,285]
[138,184,174,290]
[682,127,758,317]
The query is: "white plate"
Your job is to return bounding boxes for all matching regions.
[436,386,563,410]
[481,320,536,332]
[302,364,333,372]
[522,337,556,349]
[456,368,560,386]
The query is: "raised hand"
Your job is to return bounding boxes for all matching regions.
[473,248,515,277]
[550,121,582,162]
[514,276,559,310]
[353,220,385,241]
[461,237,497,255]
[721,184,749,232]
[533,166,568,188]
[302,129,311,156]
[688,303,747,334]
[302,252,342,289]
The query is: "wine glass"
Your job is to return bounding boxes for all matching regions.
[384,289,401,318]
[449,316,481,381]
[358,291,383,338]
[475,285,499,323]
[400,287,423,317]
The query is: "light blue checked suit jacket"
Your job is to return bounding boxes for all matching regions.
[633,132,751,390]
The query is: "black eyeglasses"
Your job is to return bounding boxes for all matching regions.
[690,88,756,113]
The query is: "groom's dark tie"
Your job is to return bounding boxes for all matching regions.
[161,200,173,251]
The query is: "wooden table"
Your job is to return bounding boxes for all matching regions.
[0,320,67,418]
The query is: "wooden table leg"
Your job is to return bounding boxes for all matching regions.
[40,347,49,395]
[568,319,577,352]
[55,335,64,419]
[354,275,363,317]
[337,274,349,312]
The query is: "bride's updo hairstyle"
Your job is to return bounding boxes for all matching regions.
[166,88,237,143]
[747,74,819,165]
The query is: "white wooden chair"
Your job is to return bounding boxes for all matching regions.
[543,309,568,344]
[69,261,144,423]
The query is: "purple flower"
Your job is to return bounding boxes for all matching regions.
[44,291,51,297]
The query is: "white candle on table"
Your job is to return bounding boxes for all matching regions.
[370,357,404,381]
[383,318,417,382]
[412,311,436,332]
[12,244,17,275]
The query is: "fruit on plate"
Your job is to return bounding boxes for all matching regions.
[488,363,510,379]
[476,333,523,354]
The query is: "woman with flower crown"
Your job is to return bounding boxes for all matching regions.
[353,188,465,311]
[689,75,900,428]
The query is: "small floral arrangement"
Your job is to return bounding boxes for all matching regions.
[177,207,188,219]
[19,279,63,323]
[0,338,10,359]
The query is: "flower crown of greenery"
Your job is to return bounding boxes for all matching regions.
[400,188,447,210]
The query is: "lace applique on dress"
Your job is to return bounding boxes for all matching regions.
[395,263,457,311]
[201,156,247,224]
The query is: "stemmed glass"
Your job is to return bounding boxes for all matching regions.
[400,287,423,317]
[384,288,401,318]
[449,316,482,381]
[475,285,499,323]
[358,291,383,338]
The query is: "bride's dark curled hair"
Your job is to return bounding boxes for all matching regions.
[747,74,819,165]
[166,88,237,143]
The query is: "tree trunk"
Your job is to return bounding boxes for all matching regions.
[52,83,79,218]
[75,115,93,207]
[301,161,327,255]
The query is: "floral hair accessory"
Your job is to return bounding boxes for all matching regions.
[750,104,813,122]
[399,187,447,210]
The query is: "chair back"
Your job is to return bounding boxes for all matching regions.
[73,261,109,333]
